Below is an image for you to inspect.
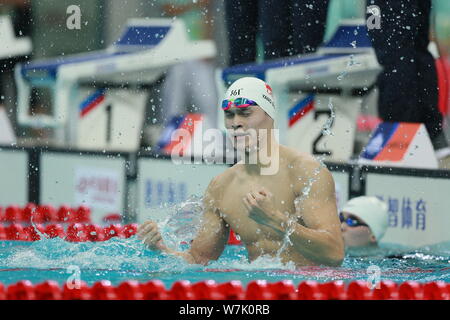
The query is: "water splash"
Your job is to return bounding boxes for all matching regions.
[321,98,335,137]
[337,72,347,81]
[276,163,324,258]
[161,195,204,250]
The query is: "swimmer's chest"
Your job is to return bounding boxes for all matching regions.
[218,172,299,241]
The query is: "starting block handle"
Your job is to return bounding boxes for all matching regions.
[15,66,65,128]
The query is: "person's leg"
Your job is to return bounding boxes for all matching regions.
[415,0,448,149]
[367,0,423,124]
[290,0,330,55]
[258,0,292,60]
[224,0,258,65]
[368,0,450,166]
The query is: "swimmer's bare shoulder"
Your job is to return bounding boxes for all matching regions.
[281,146,335,192]
[205,162,244,199]
[204,166,236,200]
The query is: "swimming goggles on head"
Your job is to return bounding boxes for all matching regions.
[339,212,368,228]
[221,98,257,110]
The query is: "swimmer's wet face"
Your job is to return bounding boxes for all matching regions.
[224,104,274,153]
[222,77,277,155]
[340,211,377,248]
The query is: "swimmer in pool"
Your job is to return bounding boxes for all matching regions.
[340,197,433,260]
[340,196,388,249]
[138,77,344,267]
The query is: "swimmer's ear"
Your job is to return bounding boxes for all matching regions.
[369,233,377,244]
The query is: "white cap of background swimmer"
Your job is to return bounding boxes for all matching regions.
[224,77,277,124]
[342,196,388,241]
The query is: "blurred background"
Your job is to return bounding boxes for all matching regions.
[1,0,448,147]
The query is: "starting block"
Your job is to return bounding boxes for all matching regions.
[0,107,15,144]
[0,15,32,60]
[359,122,439,169]
[15,18,216,151]
[218,20,381,161]
[0,15,32,145]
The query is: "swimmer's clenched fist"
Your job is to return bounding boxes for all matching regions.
[242,187,280,229]
[137,220,200,263]
[137,221,165,251]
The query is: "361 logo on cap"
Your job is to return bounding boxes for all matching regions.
[265,84,273,96]
[230,89,242,96]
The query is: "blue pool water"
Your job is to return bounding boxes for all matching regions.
[1,197,449,287]
[1,236,450,288]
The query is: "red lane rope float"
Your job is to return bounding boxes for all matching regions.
[297,280,326,300]
[1,205,237,244]
[0,204,92,224]
[85,224,106,242]
[423,281,450,300]
[62,281,92,300]
[217,280,245,300]
[246,280,274,300]
[0,225,6,240]
[347,280,374,300]
[0,283,5,300]
[372,280,399,300]
[116,280,144,300]
[0,223,138,242]
[268,280,297,300]
[141,280,169,300]
[35,280,63,300]
[0,222,231,246]
[44,224,65,239]
[91,280,118,300]
[192,280,223,300]
[170,280,196,300]
[0,280,449,300]
[3,205,21,223]
[398,281,424,300]
[321,280,347,300]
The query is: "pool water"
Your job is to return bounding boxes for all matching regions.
[1,197,449,288]
[1,236,450,288]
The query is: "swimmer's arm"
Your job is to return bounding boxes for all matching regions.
[186,208,230,265]
[165,177,229,265]
[273,165,344,266]
[157,208,229,265]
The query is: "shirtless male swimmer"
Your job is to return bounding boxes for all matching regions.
[138,77,344,267]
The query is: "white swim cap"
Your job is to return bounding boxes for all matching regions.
[342,196,388,242]
[224,77,277,121]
